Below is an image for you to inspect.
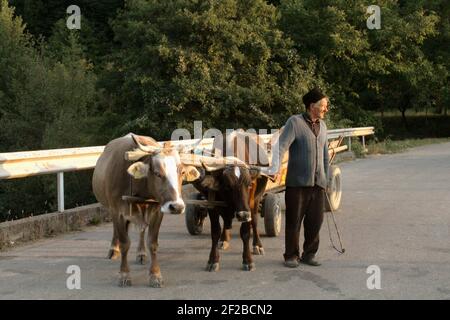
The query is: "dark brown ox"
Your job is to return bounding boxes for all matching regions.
[192,131,270,271]
[92,133,200,287]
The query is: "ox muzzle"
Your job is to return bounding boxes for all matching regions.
[161,200,185,215]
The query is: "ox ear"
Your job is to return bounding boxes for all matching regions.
[127,162,149,179]
[183,165,201,182]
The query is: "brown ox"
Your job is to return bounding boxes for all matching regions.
[92,133,200,287]
[192,131,270,271]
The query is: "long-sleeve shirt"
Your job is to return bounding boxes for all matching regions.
[265,113,329,189]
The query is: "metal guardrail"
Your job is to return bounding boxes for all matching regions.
[0,147,105,213]
[0,127,374,212]
[327,127,375,152]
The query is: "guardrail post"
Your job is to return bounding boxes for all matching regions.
[347,137,352,152]
[57,172,64,212]
[362,136,367,153]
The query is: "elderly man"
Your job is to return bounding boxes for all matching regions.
[261,87,330,267]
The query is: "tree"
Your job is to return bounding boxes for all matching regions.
[279,0,371,125]
[278,0,441,129]
[364,1,440,127]
[9,0,124,67]
[0,0,98,220]
[104,0,317,140]
[422,0,450,115]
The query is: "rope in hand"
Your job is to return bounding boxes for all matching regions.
[325,192,346,254]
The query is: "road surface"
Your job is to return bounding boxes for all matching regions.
[1,142,450,300]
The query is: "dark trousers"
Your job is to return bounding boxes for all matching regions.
[284,186,324,261]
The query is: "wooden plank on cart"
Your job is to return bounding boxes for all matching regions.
[328,136,346,164]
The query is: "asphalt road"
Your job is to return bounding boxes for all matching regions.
[1,142,450,300]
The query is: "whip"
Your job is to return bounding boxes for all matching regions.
[325,192,346,254]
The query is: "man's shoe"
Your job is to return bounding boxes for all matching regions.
[284,258,299,268]
[299,257,321,266]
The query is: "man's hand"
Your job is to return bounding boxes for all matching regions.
[259,167,279,181]
[259,167,272,176]
[270,173,280,182]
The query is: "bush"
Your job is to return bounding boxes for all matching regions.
[0,0,98,222]
[104,0,318,140]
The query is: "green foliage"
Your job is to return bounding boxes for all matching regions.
[0,0,97,220]
[377,114,450,140]
[350,139,366,158]
[1,0,449,221]
[105,0,317,140]
[279,0,371,124]
[278,0,448,128]
[366,137,450,155]
[88,215,101,226]
[9,0,124,62]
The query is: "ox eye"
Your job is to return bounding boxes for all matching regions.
[153,171,163,178]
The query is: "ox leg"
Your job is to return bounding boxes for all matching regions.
[117,217,132,287]
[251,198,265,255]
[107,218,121,260]
[219,217,232,251]
[147,211,164,288]
[240,221,255,271]
[206,211,221,272]
[136,226,148,265]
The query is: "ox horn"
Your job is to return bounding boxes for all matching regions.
[176,138,203,154]
[180,154,248,172]
[125,149,152,161]
[248,165,277,182]
[180,154,247,166]
[131,134,163,153]
[124,134,163,161]
[200,161,225,172]
[202,158,249,172]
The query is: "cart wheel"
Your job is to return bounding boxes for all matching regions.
[262,193,282,237]
[185,192,208,235]
[325,165,342,212]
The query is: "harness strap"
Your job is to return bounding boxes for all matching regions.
[325,191,346,254]
[249,180,258,210]
[129,175,133,216]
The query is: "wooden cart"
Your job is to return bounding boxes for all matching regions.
[184,135,347,237]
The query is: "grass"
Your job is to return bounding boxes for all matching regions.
[376,110,448,117]
[349,112,450,157]
[88,216,102,226]
[353,137,450,157]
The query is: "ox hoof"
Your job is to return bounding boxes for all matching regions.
[107,249,120,260]
[242,262,255,271]
[219,241,230,251]
[253,246,265,255]
[149,274,164,288]
[206,262,220,272]
[136,253,147,265]
[118,273,132,287]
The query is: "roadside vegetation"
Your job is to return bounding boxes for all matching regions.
[351,137,450,158]
[1,0,449,221]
